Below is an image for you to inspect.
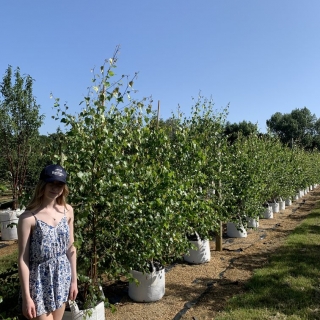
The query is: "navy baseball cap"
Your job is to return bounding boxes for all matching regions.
[40,164,67,184]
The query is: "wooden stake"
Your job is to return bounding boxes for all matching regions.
[215,221,223,251]
[216,156,223,251]
[157,100,160,129]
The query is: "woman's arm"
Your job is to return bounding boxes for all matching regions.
[17,212,37,319]
[66,204,78,301]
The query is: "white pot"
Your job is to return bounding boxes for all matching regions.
[294,193,299,201]
[129,268,165,302]
[63,300,105,320]
[271,202,279,213]
[279,201,285,211]
[285,198,292,206]
[246,217,259,228]
[184,239,211,264]
[299,190,305,197]
[226,222,247,238]
[263,206,273,219]
[0,210,19,240]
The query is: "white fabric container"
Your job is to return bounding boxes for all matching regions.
[63,301,105,320]
[184,239,211,264]
[279,200,285,211]
[226,222,247,238]
[263,206,273,219]
[246,217,259,228]
[285,198,292,206]
[129,268,165,302]
[271,202,279,213]
[0,210,18,240]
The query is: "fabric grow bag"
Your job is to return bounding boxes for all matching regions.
[128,268,165,302]
[226,222,247,238]
[63,300,105,320]
[0,210,18,240]
[184,239,211,264]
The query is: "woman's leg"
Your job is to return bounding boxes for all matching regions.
[36,313,54,320]
[35,303,66,320]
[52,303,67,320]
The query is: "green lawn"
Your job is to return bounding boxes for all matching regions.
[215,203,320,320]
[0,249,18,273]
[0,246,19,318]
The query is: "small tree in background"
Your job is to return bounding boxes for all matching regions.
[266,107,317,149]
[0,66,44,209]
[224,120,259,144]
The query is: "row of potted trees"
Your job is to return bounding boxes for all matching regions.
[2,51,320,320]
[49,53,320,318]
[221,133,320,233]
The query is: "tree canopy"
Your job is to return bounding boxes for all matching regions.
[223,120,259,144]
[0,65,44,208]
[266,107,319,149]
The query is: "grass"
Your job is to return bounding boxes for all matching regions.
[0,249,18,273]
[215,203,320,320]
[0,246,19,317]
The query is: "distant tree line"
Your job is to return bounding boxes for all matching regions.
[266,107,320,150]
[157,107,320,150]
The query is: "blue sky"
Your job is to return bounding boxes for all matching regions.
[1,1,320,135]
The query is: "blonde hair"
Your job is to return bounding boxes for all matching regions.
[26,180,70,211]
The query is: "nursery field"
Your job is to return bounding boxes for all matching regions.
[0,187,319,319]
[102,187,320,319]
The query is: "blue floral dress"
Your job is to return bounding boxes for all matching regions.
[29,211,71,316]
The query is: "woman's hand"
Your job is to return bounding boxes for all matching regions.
[22,297,37,319]
[69,282,78,301]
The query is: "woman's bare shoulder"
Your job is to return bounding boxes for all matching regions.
[19,210,34,220]
[18,210,35,227]
[65,204,74,218]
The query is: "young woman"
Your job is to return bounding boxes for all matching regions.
[18,164,78,320]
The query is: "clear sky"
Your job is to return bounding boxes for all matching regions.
[1,1,320,135]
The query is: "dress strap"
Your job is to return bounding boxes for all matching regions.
[31,212,37,222]
[31,212,37,218]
